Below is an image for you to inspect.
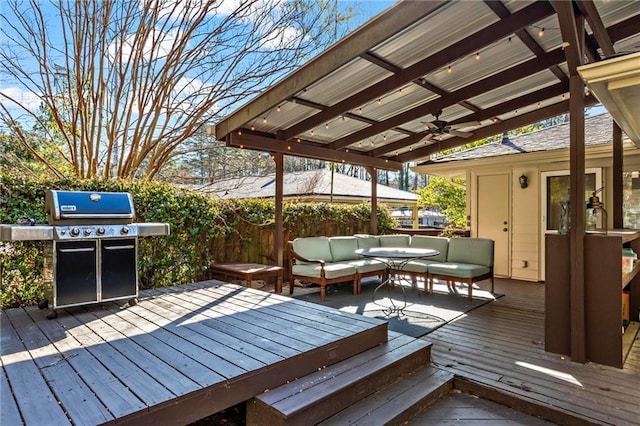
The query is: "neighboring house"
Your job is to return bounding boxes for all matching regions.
[412,113,640,282]
[186,168,421,225]
[392,208,447,228]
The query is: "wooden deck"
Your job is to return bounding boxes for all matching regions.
[0,281,387,425]
[424,278,640,426]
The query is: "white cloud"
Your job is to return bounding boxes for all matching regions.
[0,86,42,111]
[260,25,301,50]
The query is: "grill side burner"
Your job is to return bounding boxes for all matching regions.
[1,190,170,318]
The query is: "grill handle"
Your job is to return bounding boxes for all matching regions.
[104,245,135,250]
[59,247,96,253]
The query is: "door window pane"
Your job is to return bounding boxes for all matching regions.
[546,174,596,230]
[624,171,640,228]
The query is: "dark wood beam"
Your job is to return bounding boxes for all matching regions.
[607,13,640,44]
[280,1,556,140]
[330,47,566,150]
[484,0,567,82]
[553,1,584,73]
[215,0,446,139]
[365,167,378,234]
[613,122,623,229]
[373,81,570,157]
[575,0,616,57]
[273,153,284,272]
[227,132,402,171]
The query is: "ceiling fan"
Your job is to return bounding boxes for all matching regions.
[420,110,480,140]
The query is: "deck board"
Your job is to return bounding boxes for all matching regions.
[0,281,387,425]
[425,278,640,426]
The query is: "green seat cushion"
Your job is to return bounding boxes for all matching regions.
[329,236,359,262]
[410,236,448,262]
[292,237,332,263]
[400,259,440,274]
[446,238,494,267]
[428,262,491,279]
[344,259,387,274]
[379,234,410,248]
[292,263,357,279]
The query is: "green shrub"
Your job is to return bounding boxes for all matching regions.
[0,173,394,308]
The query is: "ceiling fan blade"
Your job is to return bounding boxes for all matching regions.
[422,121,438,130]
[450,121,481,129]
[420,133,434,142]
[450,129,473,138]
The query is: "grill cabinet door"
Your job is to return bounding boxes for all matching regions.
[101,238,137,301]
[55,240,98,307]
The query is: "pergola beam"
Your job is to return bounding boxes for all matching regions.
[575,0,616,58]
[226,132,402,171]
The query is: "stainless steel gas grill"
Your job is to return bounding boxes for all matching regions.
[0,190,170,318]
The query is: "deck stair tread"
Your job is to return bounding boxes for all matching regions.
[247,331,432,425]
[319,365,453,425]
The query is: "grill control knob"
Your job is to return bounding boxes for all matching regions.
[70,227,80,237]
[96,227,105,236]
[120,226,130,235]
[83,228,92,236]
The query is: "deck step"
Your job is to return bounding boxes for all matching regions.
[319,366,454,425]
[246,332,432,426]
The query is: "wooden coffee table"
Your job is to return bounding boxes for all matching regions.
[210,263,284,293]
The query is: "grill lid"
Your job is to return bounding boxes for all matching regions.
[46,190,135,224]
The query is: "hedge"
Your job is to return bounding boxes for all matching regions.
[0,173,395,308]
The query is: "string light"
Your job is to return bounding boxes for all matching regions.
[251,125,255,131]
[398,88,403,94]
[262,117,267,123]
[296,138,301,143]
[537,102,541,108]
[358,107,363,114]
[561,94,565,100]
[538,27,545,37]
[508,37,512,45]
[514,110,519,115]
[377,98,382,105]
[447,66,452,73]
[310,129,314,135]
[325,123,329,129]
[276,105,281,112]
[237,130,242,135]
[476,52,480,60]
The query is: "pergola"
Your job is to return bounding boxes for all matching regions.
[214,0,640,363]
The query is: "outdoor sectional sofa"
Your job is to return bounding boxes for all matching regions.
[288,234,494,302]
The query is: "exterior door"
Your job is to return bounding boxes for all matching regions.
[477,174,510,277]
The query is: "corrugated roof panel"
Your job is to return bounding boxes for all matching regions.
[425,36,536,93]
[298,116,370,144]
[468,69,561,109]
[524,15,563,52]
[352,82,438,122]
[297,57,391,106]
[371,2,499,69]
[501,0,537,14]
[251,102,319,132]
[495,95,565,122]
[595,0,640,27]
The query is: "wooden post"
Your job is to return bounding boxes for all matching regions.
[367,167,378,235]
[613,122,623,229]
[273,153,284,270]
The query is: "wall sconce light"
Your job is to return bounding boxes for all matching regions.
[519,174,528,189]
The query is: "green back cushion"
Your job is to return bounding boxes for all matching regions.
[356,235,380,249]
[329,236,359,262]
[447,238,494,266]
[379,234,410,247]
[292,237,332,262]
[410,235,449,262]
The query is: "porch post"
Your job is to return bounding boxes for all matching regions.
[274,153,284,270]
[555,1,586,363]
[613,122,624,229]
[367,167,378,235]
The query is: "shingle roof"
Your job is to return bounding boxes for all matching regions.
[427,113,618,164]
[186,169,418,203]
